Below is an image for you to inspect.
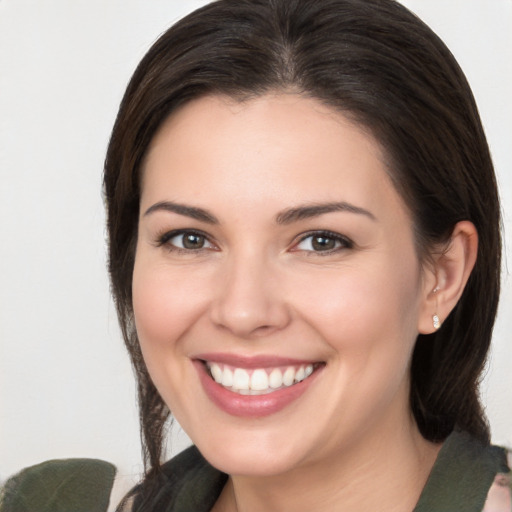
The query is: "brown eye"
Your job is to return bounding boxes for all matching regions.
[295,231,353,253]
[159,230,214,251]
[181,233,206,249]
[311,235,336,251]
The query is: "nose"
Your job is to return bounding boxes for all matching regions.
[209,253,291,338]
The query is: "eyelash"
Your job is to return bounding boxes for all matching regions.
[293,230,354,255]
[155,229,353,255]
[155,229,216,254]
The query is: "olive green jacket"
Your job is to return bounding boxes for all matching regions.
[2,430,510,512]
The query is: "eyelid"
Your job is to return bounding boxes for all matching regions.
[155,228,218,251]
[291,230,354,253]
[153,228,352,254]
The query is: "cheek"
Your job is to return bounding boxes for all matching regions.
[131,258,207,359]
[292,255,422,368]
[131,257,214,419]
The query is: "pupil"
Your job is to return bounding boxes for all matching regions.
[183,234,204,249]
[312,236,335,251]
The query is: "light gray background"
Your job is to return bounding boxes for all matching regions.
[1,0,511,499]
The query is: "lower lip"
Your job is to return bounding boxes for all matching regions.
[194,360,323,418]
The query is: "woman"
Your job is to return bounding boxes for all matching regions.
[103,0,510,510]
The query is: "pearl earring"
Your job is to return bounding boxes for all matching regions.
[433,314,441,330]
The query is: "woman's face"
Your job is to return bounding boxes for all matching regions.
[133,94,435,476]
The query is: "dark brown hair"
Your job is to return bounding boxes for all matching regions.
[104,0,501,492]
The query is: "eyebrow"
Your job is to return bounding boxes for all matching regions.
[144,201,219,224]
[275,202,376,224]
[143,200,376,225]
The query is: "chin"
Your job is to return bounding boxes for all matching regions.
[204,444,304,477]
[191,423,309,477]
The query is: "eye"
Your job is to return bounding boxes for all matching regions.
[294,231,353,253]
[157,230,215,252]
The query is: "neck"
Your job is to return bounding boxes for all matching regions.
[213,415,441,512]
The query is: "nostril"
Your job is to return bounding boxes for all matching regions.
[252,325,276,335]
[213,321,278,338]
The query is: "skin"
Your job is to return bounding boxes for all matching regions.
[132,93,477,512]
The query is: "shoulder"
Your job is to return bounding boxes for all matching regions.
[483,451,512,512]
[0,458,116,512]
[414,430,511,512]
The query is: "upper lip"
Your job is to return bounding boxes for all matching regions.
[193,352,322,369]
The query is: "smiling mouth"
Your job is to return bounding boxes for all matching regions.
[204,361,323,395]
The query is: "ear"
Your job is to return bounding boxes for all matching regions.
[418,221,478,334]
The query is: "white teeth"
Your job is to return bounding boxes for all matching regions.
[269,368,283,389]
[233,368,250,390]
[210,363,223,383]
[282,367,295,386]
[295,366,305,382]
[250,369,269,391]
[206,362,317,395]
[221,367,233,387]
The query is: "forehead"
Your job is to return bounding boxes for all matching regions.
[141,93,408,226]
